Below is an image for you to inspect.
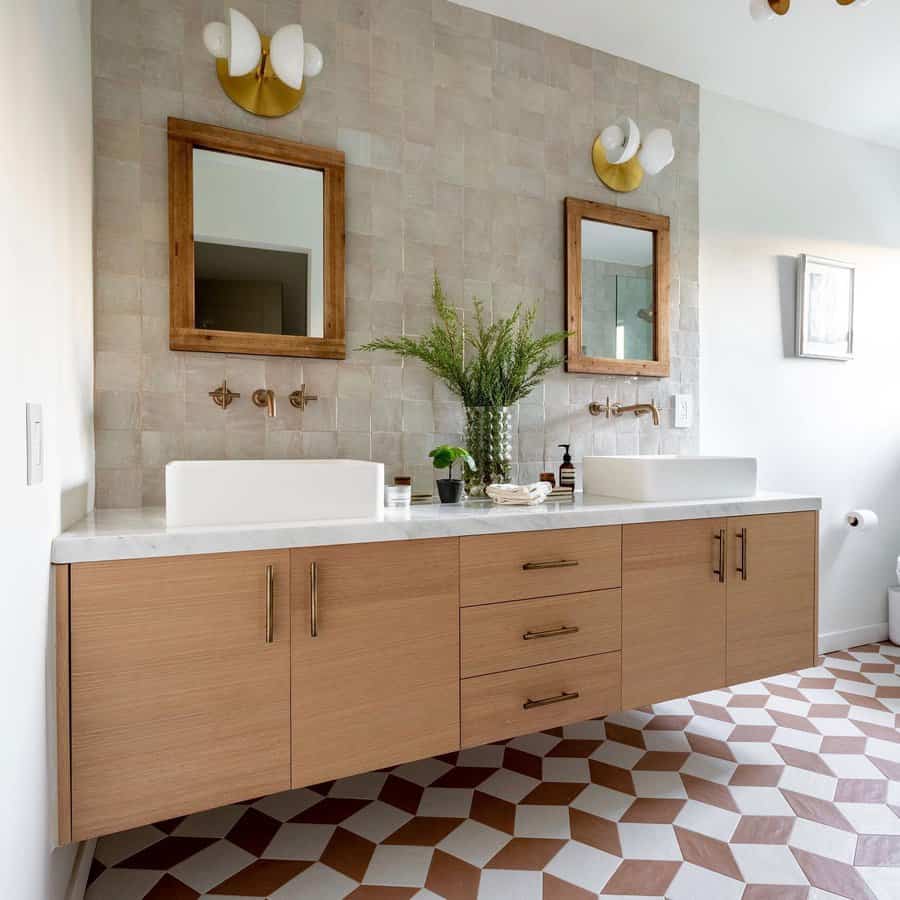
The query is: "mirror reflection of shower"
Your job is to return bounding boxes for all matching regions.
[615,274,653,360]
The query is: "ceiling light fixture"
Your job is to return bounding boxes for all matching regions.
[591,116,675,193]
[750,0,872,22]
[203,7,323,117]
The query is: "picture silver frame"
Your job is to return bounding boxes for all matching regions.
[795,254,855,361]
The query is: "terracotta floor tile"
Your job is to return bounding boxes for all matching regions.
[868,755,900,780]
[293,797,370,824]
[143,874,200,900]
[729,725,777,743]
[741,886,809,899]
[547,739,603,758]
[345,887,419,899]
[826,667,873,685]
[601,859,681,895]
[861,663,894,673]
[781,790,854,833]
[767,711,820,735]
[834,779,888,803]
[838,691,889,712]
[686,732,736,762]
[521,782,587,806]
[729,765,784,787]
[588,760,636,796]
[731,816,795,844]
[425,848,480,899]
[470,790,515,835]
[620,798,686,824]
[821,736,867,754]
[154,816,187,835]
[603,722,646,749]
[633,750,690,771]
[379,776,425,815]
[320,826,377,882]
[853,719,900,744]
[503,746,542,780]
[762,682,808,702]
[432,767,495,789]
[807,704,851,718]
[875,685,900,698]
[226,807,281,857]
[486,837,566,870]
[791,847,878,900]
[384,817,463,846]
[569,808,621,856]
[728,695,769,708]
[773,745,833,776]
[117,836,216,870]
[543,872,598,900]
[854,834,900,867]
[645,715,693,731]
[674,826,742,880]
[207,859,312,895]
[798,677,836,689]
[680,773,739,812]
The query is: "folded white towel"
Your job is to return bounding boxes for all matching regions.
[485,482,553,506]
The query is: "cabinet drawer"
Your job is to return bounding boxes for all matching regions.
[461,590,621,678]
[460,527,621,607]
[461,653,621,748]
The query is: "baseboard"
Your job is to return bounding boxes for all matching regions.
[819,622,890,654]
[66,838,97,900]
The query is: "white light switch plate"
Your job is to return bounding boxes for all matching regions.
[26,403,43,485]
[674,394,693,429]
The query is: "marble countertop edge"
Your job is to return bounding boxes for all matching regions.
[51,491,822,564]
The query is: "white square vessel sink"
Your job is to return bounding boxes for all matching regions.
[166,459,384,527]
[583,455,758,502]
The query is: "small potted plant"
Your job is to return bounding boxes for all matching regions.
[429,445,475,504]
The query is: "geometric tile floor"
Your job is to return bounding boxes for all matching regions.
[86,643,900,900]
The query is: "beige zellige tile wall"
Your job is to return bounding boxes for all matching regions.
[92,0,699,508]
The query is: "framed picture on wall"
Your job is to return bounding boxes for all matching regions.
[795,254,855,361]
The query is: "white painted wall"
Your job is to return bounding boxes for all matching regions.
[0,1,94,898]
[700,90,900,651]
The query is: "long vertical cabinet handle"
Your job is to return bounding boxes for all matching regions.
[265,564,274,643]
[713,529,726,583]
[736,527,749,581]
[310,561,319,638]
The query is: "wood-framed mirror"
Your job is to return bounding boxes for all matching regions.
[168,117,345,359]
[565,197,670,377]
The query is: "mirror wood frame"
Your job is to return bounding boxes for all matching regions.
[168,117,346,359]
[565,197,670,377]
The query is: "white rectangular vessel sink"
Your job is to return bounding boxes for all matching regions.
[166,459,384,527]
[583,455,758,502]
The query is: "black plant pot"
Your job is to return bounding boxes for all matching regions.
[436,478,464,504]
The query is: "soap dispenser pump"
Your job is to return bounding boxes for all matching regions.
[558,444,575,489]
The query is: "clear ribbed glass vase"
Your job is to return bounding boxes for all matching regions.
[464,406,513,497]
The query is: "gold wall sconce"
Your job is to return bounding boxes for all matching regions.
[750,0,872,21]
[592,117,675,193]
[202,8,324,117]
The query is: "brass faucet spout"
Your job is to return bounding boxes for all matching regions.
[588,397,659,426]
[252,388,277,417]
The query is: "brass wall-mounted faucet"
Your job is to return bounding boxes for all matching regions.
[589,397,660,426]
[209,381,240,410]
[289,384,318,410]
[252,388,277,417]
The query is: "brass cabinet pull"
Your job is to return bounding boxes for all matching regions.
[523,625,580,641]
[737,527,749,581]
[523,690,580,710]
[713,529,726,583]
[522,559,579,571]
[265,564,274,644]
[309,561,318,638]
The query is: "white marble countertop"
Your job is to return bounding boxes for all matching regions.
[51,492,821,564]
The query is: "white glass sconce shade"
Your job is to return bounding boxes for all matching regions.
[202,21,228,58]
[303,43,324,77]
[270,24,305,90]
[638,128,675,176]
[226,8,261,77]
[600,116,640,164]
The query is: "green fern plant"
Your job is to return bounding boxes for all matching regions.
[358,273,570,407]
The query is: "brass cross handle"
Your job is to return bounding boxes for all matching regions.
[209,381,240,410]
[289,384,318,410]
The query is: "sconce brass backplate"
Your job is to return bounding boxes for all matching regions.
[591,138,644,193]
[216,36,306,118]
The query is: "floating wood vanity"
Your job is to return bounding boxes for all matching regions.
[52,496,819,843]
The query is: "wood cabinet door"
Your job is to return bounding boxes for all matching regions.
[622,519,727,709]
[291,539,460,787]
[70,551,291,840]
[727,511,817,685]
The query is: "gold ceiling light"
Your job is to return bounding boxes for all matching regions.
[751,0,872,21]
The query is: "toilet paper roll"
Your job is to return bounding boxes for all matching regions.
[847,509,879,530]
